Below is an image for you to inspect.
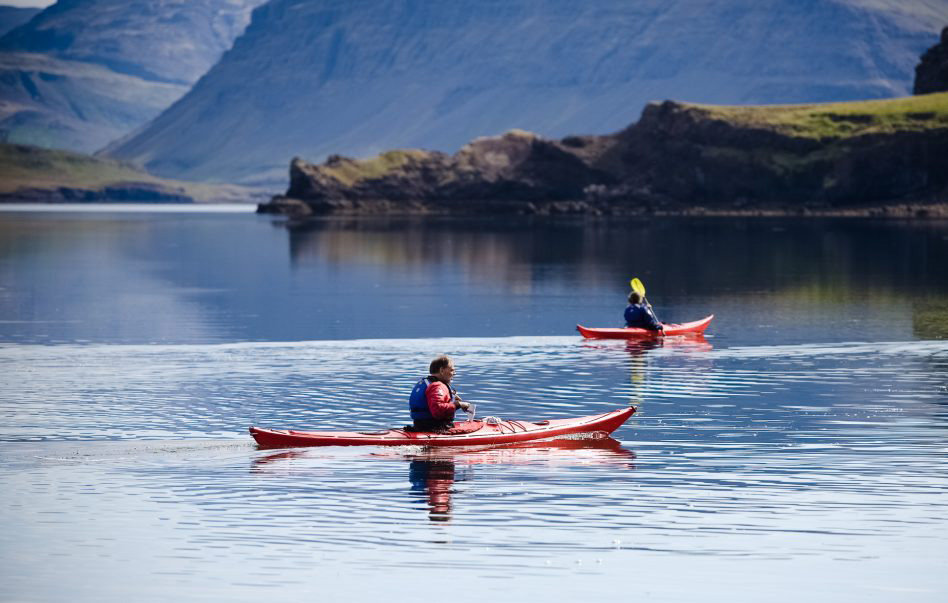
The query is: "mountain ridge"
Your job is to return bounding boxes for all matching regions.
[0,0,265,152]
[105,0,948,186]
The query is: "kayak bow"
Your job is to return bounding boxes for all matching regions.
[249,407,635,448]
[577,314,713,339]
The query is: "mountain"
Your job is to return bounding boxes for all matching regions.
[0,0,265,152]
[915,26,948,93]
[258,92,948,217]
[104,0,948,186]
[0,6,40,37]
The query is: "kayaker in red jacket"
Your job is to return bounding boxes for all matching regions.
[409,355,471,431]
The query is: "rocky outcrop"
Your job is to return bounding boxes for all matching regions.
[602,100,948,211]
[259,94,948,217]
[915,27,948,94]
[261,131,616,216]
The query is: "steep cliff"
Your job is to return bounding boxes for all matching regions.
[0,0,265,152]
[260,93,948,217]
[915,26,948,94]
[105,0,948,186]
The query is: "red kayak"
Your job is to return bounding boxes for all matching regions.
[249,407,635,448]
[577,314,713,340]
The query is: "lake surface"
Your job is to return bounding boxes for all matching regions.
[1,206,947,602]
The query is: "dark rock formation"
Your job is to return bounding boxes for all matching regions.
[259,94,948,217]
[608,101,948,211]
[915,27,948,94]
[261,131,616,216]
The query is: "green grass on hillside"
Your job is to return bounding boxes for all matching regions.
[0,143,162,192]
[0,143,261,202]
[693,92,948,139]
[322,150,431,186]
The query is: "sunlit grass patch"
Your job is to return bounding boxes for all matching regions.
[322,150,431,186]
[691,92,948,139]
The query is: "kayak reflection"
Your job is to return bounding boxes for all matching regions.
[250,438,636,523]
[401,438,636,522]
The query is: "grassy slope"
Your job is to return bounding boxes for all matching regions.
[0,143,261,202]
[692,91,948,138]
[320,150,432,186]
[0,143,167,192]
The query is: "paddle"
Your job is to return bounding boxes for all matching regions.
[629,277,651,310]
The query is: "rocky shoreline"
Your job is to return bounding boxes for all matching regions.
[258,196,948,219]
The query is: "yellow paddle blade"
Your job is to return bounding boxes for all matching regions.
[630,278,646,296]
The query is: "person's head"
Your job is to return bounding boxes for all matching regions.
[628,291,642,305]
[429,355,456,383]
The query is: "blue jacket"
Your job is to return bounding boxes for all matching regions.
[624,303,662,330]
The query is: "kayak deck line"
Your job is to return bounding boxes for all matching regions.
[249,407,635,449]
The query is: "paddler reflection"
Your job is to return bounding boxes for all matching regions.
[408,458,469,522]
[626,338,663,407]
[405,439,636,522]
[625,334,713,406]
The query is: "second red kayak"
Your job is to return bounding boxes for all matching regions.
[577,314,714,339]
[250,407,635,448]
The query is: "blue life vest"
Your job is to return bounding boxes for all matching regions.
[409,377,453,421]
[624,303,661,330]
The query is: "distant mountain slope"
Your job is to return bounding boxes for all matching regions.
[0,0,266,152]
[0,6,40,37]
[0,52,183,151]
[105,0,948,186]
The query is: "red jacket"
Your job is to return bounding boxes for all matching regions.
[425,381,456,421]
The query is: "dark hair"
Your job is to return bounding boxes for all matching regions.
[628,291,642,304]
[429,355,453,374]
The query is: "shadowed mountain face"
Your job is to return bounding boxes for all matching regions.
[0,0,266,152]
[0,7,40,38]
[104,0,948,186]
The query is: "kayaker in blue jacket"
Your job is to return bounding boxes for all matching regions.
[408,355,472,431]
[624,291,664,332]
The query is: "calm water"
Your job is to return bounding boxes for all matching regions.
[1,206,947,601]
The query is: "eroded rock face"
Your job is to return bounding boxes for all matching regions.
[611,102,948,210]
[276,130,615,213]
[915,27,948,94]
[261,96,948,216]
